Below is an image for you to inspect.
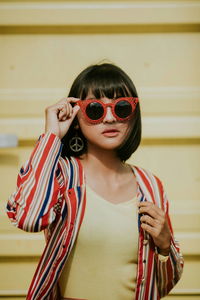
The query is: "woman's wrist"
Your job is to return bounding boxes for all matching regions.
[157,246,170,256]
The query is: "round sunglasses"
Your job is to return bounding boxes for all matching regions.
[76,97,139,124]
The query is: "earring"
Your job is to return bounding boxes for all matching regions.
[69,131,84,153]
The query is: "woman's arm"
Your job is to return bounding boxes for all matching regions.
[138,183,184,297]
[6,132,67,232]
[155,235,184,297]
[7,97,80,232]
[155,192,184,297]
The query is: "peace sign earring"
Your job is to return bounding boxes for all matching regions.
[69,127,84,153]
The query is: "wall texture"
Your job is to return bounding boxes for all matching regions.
[0,0,200,299]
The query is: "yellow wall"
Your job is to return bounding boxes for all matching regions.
[0,0,200,299]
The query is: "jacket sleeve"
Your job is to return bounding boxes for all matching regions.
[155,184,184,297]
[6,132,68,232]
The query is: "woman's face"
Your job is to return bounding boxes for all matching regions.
[77,93,134,152]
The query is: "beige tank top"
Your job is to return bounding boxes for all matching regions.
[59,184,138,300]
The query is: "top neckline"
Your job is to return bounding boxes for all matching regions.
[73,158,142,203]
[86,183,138,206]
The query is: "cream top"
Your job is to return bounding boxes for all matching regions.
[59,184,138,300]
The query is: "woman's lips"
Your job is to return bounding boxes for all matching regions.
[102,129,120,137]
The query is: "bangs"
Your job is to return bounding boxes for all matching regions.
[70,64,136,100]
[80,77,132,100]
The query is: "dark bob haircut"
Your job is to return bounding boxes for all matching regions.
[61,63,141,161]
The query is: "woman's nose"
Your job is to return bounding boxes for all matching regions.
[103,107,117,123]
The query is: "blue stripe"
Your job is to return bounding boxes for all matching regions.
[138,187,145,232]
[6,204,11,211]
[61,201,68,222]
[77,186,81,207]
[69,160,74,189]
[35,145,62,231]
[20,164,30,176]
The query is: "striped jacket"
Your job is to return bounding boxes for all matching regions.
[7,132,184,300]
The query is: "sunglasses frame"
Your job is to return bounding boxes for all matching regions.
[76,97,139,124]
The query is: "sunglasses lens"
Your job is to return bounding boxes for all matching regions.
[86,102,104,120]
[115,100,132,118]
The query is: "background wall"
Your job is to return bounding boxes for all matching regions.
[0,0,200,299]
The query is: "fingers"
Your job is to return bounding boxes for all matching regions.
[57,103,72,121]
[141,222,159,236]
[140,214,161,227]
[138,201,165,219]
[45,97,81,139]
[57,97,80,121]
[138,202,165,230]
[138,201,171,249]
[139,205,163,233]
[46,97,80,122]
[140,214,164,237]
[66,105,80,124]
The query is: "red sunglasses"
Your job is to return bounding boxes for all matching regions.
[76,97,139,124]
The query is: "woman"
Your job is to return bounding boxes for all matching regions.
[7,63,183,300]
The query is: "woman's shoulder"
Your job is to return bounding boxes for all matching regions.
[130,164,164,190]
[59,155,82,167]
[131,164,161,179]
[59,155,84,180]
[130,165,166,206]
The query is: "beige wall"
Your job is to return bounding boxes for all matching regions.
[0,0,200,299]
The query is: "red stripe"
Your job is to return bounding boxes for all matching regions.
[155,176,164,209]
[166,258,173,292]
[76,158,83,185]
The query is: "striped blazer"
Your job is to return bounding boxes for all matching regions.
[7,132,184,300]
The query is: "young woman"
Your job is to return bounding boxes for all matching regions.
[7,63,183,300]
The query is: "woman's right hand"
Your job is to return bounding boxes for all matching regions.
[45,97,80,140]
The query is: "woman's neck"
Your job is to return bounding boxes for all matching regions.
[80,146,129,183]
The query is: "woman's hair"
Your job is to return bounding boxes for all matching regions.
[61,63,141,161]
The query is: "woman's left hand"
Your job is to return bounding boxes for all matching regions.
[138,201,171,255]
